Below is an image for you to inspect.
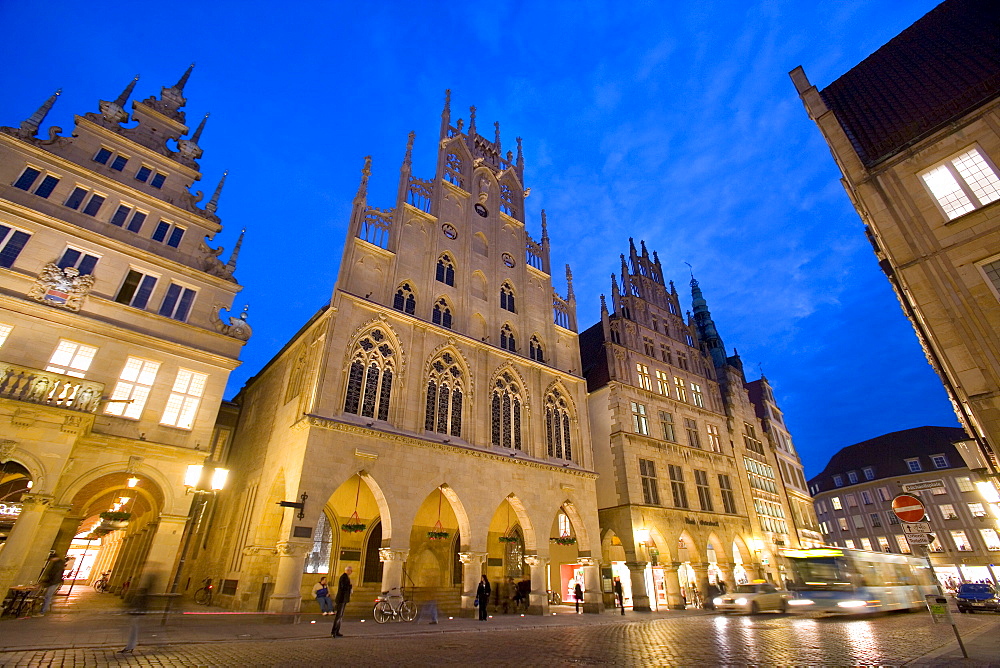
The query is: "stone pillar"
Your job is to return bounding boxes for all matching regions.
[578,556,603,614]
[716,562,734,592]
[140,515,189,592]
[625,560,650,611]
[524,554,548,615]
[692,562,711,608]
[11,498,70,588]
[267,540,310,613]
[51,515,82,562]
[379,548,410,595]
[665,562,684,609]
[458,551,486,616]
[0,494,55,592]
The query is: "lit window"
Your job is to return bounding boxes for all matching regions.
[13,165,60,198]
[635,363,651,391]
[950,530,973,552]
[859,537,872,551]
[305,513,333,574]
[706,424,722,452]
[152,220,185,248]
[931,486,948,496]
[920,147,1000,220]
[631,402,649,436]
[159,283,196,321]
[838,517,849,531]
[831,497,843,510]
[980,528,1000,551]
[939,504,957,520]
[968,502,987,518]
[0,323,11,347]
[0,224,32,269]
[844,539,856,549]
[930,454,949,469]
[57,247,100,276]
[105,357,160,419]
[690,382,703,408]
[161,368,208,429]
[115,269,158,309]
[639,459,660,505]
[673,376,687,402]
[47,340,97,378]
[956,477,975,493]
[863,467,875,480]
[905,458,922,473]
[655,370,669,395]
[558,513,572,537]
[895,534,911,554]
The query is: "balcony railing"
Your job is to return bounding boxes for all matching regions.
[0,363,104,413]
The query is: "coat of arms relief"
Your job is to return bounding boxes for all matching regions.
[27,263,96,311]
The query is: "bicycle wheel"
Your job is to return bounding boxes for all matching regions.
[373,600,393,624]
[551,592,561,605]
[400,599,417,622]
[194,588,209,605]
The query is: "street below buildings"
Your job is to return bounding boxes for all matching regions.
[1,589,998,666]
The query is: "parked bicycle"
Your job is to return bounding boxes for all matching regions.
[373,587,416,623]
[194,578,214,606]
[93,571,110,593]
[547,589,562,605]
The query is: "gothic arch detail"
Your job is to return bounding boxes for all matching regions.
[544,383,576,462]
[424,350,466,438]
[490,368,524,450]
[343,326,398,422]
[393,281,417,315]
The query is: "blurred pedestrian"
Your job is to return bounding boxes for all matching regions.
[314,576,333,615]
[331,566,352,637]
[499,576,513,613]
[476,575,491,621]
[119,569,158,654]
[613,576,625,615]
[574,581,584,614]
[37,553,66,615]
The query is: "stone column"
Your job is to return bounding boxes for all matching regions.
[625,560,650,611]
[692,562,711,609]
[12,498,70,588]
[665,562,684,609]
[458,551,486,616]
[51,515,82,562]
[139,515,189,592]
[0,494,55,592]
[524,554,548,615]
[267,540,310,613]
[716,562,734,592]
[578,556,603,614]
[379,548,410,596]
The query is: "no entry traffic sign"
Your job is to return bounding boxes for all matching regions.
[892,494,926,523]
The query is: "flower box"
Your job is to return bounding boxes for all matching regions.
[550,536,577,545]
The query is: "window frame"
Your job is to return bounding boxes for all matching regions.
[46,339,98,378]
[105,356,160,419]
[919,145,1000,221]
[158,282,197,322]
[160,367,208,430]
[0,223,32,269]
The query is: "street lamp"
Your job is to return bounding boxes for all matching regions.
[171,462,227,593]
[184,464,228,494]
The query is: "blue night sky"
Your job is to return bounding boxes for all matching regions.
[0,1,960,476]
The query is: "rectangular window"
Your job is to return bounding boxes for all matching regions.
[905,458,922,473]
[57,247,100,275]
[0,224,32,269]
[115,269,158,309]
[676,353,688,370]
[852,515,865,529]
[660,345,671,364]
[831,496,843,510]
[838,517,849,531]
[684,418,700,449]
[668,464,688,509]
[47,340,98,378]
[859,537,872,551]
[718,474,736,514]
[981,257,1000,301]
[152,220,185,248]
[694,469,712,511]
[895,534,911,553]
[847,471,858,484]
[690,382,704,408]
[886,511,900,525]
[82,193,105,216]
[0,323,12,347]
[950,530,973,552]
[863,467,875,480]
[639,459,660,506]
[158,283,196,321]
[920,147,1000,220]
[94,148,112,165]
[655,370,669,395]
[931,454,949,469]
[968,502,987,518]
[151,172,166,189]
[981,528,1000,551]
[64,187,87,210]
[14,166,60,198]
[108,205,148,233]
[673,376,687,402]
[833,475,843,487]
[161,368,208,430]
[877,486,891,502]
[931,486,948,496]
[135,166,152,182]
[127,210,147,233]
[631,402,649,436]
[861,490,873,505]
[846,494,858,507]
[877,536,891,553]
[111,155,129,172]
[706,424,722,452]
[957,477,975,493]
[869,512,882,527]
[939,504,958,520]
[642,337,654,356]
[658,410,675,442]
[110,204,131,227]
[635,363,651,391]
[105,357,160,419]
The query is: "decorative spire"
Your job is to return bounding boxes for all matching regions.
[600,294,608,314]
[516,136,524,172]
[206,170,228,214]
[690,275,727,368]
[191,113,210,143]
[20,89,61,136]
[611,273,622,306]
[355,156,372,202]
[565,264,575,301]
[226,228,245,273]
[494,121,501,147]
[653,250,664,285]
[469,105,477,135]
[403,130,415,168]
[114,75,140,107]
[620,253,630,279]
[440,89,451,140]
[175,63,195,91]
[541,209,549,243]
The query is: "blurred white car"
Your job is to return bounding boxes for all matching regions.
[714,583,790,614]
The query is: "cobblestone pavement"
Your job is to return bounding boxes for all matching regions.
[1,610,998,667]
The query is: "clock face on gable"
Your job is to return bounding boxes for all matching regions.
[502,253,515,268]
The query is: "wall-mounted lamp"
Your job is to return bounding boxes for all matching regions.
[635,528,651,544]
[185,463,228,494]
[126,476,140,488]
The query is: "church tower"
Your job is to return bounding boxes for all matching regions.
[205,93,601,615]
[0,68,248,595]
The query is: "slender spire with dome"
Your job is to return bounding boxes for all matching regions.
[190,113,210,143]
[19,89,61,137]
[226,228,245,274]
[206,170,228,214]
[175,63,195,91]
[114,75,140,107]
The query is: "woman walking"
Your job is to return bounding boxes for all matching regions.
[314,577,333,615]
[476,575,491,621]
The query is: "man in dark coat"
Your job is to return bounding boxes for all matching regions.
[38,553,66,614]
[331,566,353,637]
[613,576,625,615]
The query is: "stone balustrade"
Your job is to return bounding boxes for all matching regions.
[0,363,104,413]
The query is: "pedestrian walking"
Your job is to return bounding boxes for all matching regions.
[119,570,158,654]
[37,553,66,615]
[314,576,333,615]
[574,581,583,614]
[476,575,491,621]
[331,567,352,637]
[499,576,512,614]
[613,576,625,615]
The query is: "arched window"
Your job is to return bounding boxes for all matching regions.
[344,328,395,421]
[504,526,526,579]
[363,520,384,584]
[424,352,464,437]
[491,372,523,450]
[529,336,544,363]
[393,283,416,315]
[500,324,516,352]
[432,298,453,329]
[436,254,455,286]
[305,512,332,573]
[545,389,573,461]
[500,282,516,312]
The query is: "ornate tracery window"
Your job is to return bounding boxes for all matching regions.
[491,372,523,450]
[500,324,516,352]
[529,336,544,363]
[424,352,464,437]
[500,282,516,312]
[432,298,453,329]
[436,254,455,286]
[444,153,464,188]
[344,328,395,421]
[545,389,573,461]
[499,183,515,217]
[393,282,416,315]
